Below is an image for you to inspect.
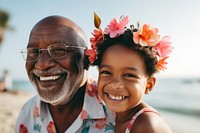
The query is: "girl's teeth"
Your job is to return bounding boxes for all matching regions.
[40,75,61,81]
[108,94,125,100]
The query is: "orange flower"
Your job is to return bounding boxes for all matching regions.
[157,57,168,70]
[133,24,160,46]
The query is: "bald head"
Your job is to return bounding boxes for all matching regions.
[31,15,88,47]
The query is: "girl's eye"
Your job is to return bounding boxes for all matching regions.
[99,70,111,75]
[124,73,138,78]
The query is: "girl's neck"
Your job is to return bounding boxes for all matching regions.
[115,102,146,123]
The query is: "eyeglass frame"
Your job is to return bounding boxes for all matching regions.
[20,43,86,62]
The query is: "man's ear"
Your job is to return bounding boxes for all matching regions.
[84,55,90,70]
[145,77,156,94]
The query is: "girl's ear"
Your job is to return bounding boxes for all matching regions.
[145,77,156,94]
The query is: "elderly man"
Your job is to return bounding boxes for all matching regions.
[15,16,114,133]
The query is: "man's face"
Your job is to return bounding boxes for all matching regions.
[26,22,86,105]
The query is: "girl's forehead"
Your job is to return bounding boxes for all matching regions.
[102,45,144,65]
[105,45,137,55]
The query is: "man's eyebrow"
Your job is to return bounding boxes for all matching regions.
[27,42,39,48]
[50,40,66,44]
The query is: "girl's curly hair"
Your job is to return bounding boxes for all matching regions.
[91,29,159,77]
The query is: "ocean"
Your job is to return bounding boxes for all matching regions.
[12,77,200,132]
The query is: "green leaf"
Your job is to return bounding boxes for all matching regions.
[94,12,101,29]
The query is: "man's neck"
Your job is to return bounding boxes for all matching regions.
[48,84,86,133]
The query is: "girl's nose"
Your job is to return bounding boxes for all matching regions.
[108,76,123,89]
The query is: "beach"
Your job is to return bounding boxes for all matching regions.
[0,91,33,133]
[0,89,200,133]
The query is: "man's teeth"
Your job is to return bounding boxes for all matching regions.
[40,75,61,81]
[108,94,126,100]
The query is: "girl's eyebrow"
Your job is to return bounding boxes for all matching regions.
[100,65,139,72]
[124,66,139,72]
[99,64,110,69]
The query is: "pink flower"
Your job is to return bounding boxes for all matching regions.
[104,16,129,38]
[154,36,173,58]
[47,121,56,133]
[94,118,106,129]
[157,57,168,70]
[126,120,134,132]
[90,28,104,48]
[85,48,97,63]
[81,109,89,119]
[133,24,160,46]
[33,104,39,117]
[86,78,98,97]
[19,124,28,133]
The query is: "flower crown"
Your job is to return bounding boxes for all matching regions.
[86,12,173,71]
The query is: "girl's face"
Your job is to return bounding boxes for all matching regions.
[97,44,151,112]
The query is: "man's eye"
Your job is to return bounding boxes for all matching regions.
[51,48,66,57]
[28,49,39,58]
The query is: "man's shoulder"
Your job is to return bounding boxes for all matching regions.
[20,95,39,113]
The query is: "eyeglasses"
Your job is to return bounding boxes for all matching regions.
[20,43,86,62]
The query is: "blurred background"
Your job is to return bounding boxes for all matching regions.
[0,0,200,133]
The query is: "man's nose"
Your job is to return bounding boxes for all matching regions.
[35,50,55,70]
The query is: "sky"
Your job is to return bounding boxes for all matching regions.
[0,0,200,81]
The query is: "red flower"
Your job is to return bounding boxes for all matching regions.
[47,121,56,133]
[33,104,39,117]
[85,48,97,63]
[81,109,89,119]
[19,124,28,133]
[86,79,98,97]
[94,118,106,129]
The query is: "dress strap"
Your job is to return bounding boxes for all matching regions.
[125,107,160,133]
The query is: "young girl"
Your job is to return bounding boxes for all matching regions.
[86,13,173,133]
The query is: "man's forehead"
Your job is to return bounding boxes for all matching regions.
[31,24,73,34]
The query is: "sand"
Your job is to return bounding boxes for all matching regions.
[0,91,33,133]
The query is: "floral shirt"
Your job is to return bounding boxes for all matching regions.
[15,77,115,133]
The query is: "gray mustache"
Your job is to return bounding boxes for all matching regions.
[32,69,68,75]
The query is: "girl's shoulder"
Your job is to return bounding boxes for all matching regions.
[130,108,172,133]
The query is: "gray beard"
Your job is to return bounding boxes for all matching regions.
[30,71,83,105]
